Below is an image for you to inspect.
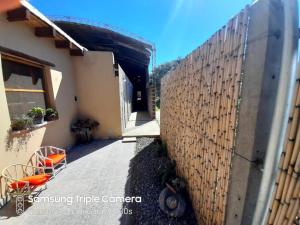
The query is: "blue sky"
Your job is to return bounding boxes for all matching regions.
[30,0,252,66]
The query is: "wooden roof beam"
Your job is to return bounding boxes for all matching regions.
[55,38,85,56]
[69,43,84,56]
[7,7,30,22]
[35,27,57,38]
[55,40,70,49]
[69,43,85,56]
[70,49,84,56]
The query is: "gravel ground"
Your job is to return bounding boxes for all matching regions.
[121,138,198,225]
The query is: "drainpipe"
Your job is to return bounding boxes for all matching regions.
[251,0,299,225]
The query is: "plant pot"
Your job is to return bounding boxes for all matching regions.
[33,117,44,125]
[44,115,57,122]
[74,128,92,143]
[11,127,27,132]
[159,187,186,217]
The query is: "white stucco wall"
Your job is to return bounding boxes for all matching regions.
[72,51,123,138]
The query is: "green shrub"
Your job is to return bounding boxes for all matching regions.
[171,177,187,192]
[44,108,58,121]
[153,140,168,158]
[159,160,177,185]
[11,116,33,131]
[27,107,45,119]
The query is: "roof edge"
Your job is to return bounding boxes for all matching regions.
[20,0,87,52]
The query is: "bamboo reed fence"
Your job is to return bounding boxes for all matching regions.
[265,75,300,225]
[160,8,249,225]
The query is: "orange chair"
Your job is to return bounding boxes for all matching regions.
[28,146,67,177]
[2,164,49,197]
[10,174,50,189]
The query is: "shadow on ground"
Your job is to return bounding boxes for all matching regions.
[67,139,118,163]
[0,190,42,219]
[0,139,118,220]
[119,138,198,225]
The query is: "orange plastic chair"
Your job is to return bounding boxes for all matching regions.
[2,164,49,197]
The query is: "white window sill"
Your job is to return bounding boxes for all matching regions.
[10,120,57,136]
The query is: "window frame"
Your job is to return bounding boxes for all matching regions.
[1,53,52,120]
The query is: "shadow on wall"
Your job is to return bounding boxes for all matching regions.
[41,68,77,148]
[5,131,32,152]
[3,67,76,152]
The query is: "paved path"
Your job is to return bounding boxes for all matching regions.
[123,111,160,137]
[156,111,160,125]
[0,140,135,225]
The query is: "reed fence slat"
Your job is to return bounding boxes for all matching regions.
[161,8,249,225]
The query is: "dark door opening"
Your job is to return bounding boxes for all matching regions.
[132,87,148,111]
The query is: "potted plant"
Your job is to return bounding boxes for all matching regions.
[11,116,33,131]
[71,118,100,143]
[27,107,45,125]
[44,108,58,121]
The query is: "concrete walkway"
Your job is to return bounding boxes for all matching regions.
[0,140,135,225]
[123,111,160,137]
[156,111,160,126]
